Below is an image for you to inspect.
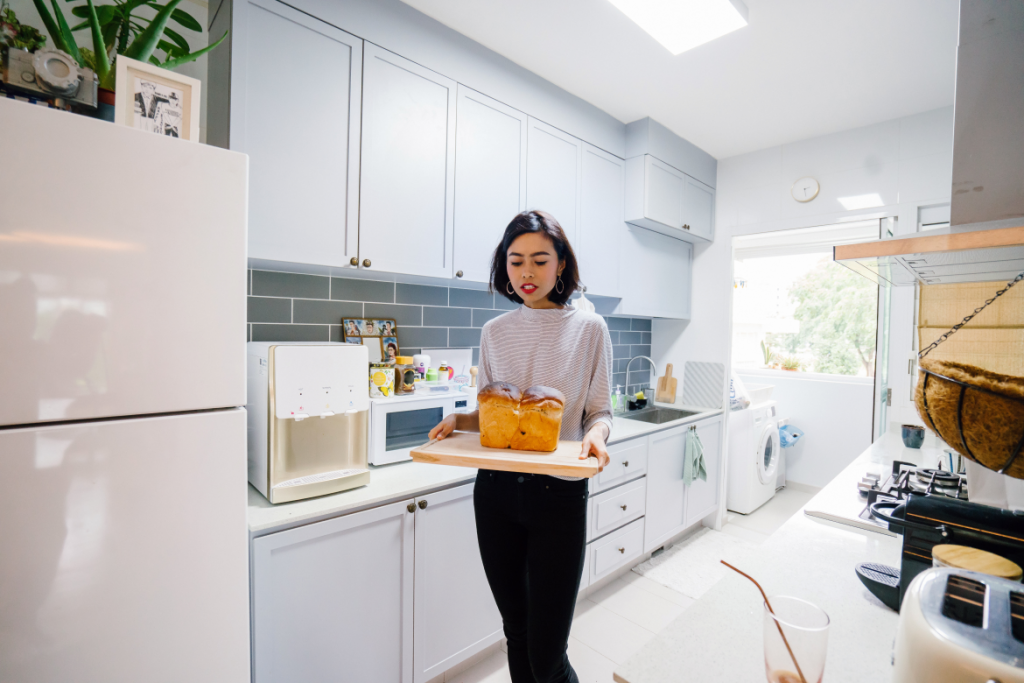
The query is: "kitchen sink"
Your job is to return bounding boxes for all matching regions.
[621,407,699,424]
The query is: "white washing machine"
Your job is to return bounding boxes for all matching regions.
[727,399,781,514]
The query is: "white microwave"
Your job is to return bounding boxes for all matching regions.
[369,391,472,465]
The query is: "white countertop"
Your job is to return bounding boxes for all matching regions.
[613,427,931,683]
[247,402,722,534]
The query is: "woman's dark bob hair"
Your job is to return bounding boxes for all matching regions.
[489,210,581,306]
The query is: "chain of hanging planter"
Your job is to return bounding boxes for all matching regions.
[914,270,1024,479]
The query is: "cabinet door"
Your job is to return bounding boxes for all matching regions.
[236,0,361,267]
[453,86,527,283]
[619,224,692,319]
[644,155,685,230]
[360,43,456,278]
[682,175,715,242]
[644,426,687,553]
[413,484,502,683]
[578,143,625,297]
[526,117,582,242]
[252,499,414,683]
[685,416,723,523]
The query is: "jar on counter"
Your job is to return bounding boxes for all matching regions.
[437,360,450,385]
[413,354,431,380]
[369,363,395,398]
[394,356,417,395]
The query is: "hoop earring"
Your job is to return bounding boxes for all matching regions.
[555,277,564,295]
[507,281,515,296]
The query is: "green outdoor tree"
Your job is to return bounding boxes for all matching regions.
[769,258,878,376]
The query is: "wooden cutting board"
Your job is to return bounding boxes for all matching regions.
[656,363,677,403]
[411,432,599,478]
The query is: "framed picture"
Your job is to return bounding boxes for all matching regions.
[114,56,201,141]
[342,318,400,361]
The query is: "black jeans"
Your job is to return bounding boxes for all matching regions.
[474,470,588,683]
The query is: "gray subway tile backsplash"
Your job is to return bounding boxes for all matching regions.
[294,299,363,325]
[252,270,329,299]
[247,296,291,323]
[331,277,394,303]
[396,283,448,306]
[247,271,654,378]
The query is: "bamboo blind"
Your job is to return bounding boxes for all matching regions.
[919,280,1024,376]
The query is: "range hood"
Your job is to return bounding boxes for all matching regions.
[835,0,1024,286]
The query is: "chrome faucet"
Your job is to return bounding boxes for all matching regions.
[624,355,656,403]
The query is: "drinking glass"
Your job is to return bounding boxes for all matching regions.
[763,596,830,683]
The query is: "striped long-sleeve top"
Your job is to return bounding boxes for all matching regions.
[476,305,613,477]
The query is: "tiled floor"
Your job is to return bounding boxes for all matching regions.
[451,485,818,683]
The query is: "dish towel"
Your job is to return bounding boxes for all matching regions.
[683,427,707,486]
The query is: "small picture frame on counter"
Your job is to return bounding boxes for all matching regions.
[114,56,200,141]
[342,318,400,362]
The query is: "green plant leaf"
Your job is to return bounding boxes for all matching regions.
[148,55,160,64]
[86,0,111,81]
[71,4,116,23]
[102,16,119,50]
[50,0,83,65]
[148,3,201,31]
[157,39,182,56]
[32,0,67,53]
[124,0,181,62]
[162,25,189,52]
[160,28,226,69]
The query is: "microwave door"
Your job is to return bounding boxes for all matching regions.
[372,401,451,465]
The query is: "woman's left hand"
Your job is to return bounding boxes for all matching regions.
[579,424,610,472]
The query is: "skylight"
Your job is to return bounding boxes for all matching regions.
[607,0,749,55]
[837,193,885,211]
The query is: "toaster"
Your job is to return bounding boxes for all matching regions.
[893,567,1024,683]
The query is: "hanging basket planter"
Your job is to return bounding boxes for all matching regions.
[913,271,1024,480]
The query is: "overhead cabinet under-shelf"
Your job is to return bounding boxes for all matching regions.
[625,155,715,244]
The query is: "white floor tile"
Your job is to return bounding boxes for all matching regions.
[567,636,618,682]
[445,649,511,683]
[720,522,770,545]
[587,577,688,633]
[570,601,657,665]
[726,488,815,536]
[620,572,695,609]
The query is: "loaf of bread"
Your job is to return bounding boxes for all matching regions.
[478,381,522,449]
[510,386,565,452]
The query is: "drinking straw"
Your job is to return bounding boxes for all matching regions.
[721,561,808,683]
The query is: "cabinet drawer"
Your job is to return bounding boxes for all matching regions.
[590,517,644,584]
[589,478,646,541]
[592,437,647,493]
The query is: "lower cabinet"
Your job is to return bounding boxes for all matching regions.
[251,498,415,683]
[588,517,645,585]
[413,484,502,683]
[685,416,722,523]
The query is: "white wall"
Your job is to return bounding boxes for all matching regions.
[738,372,874,488]
[652,107,954,510]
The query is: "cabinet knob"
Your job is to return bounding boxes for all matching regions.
[620,504,628,511]
[418,499,428,509]
[456,270,463,278]
[407,503,415,513]
[618,547,625,554]
[682,224,690,231]
[350,257,359,266]
[362,259,372,268]
[622,460,629,467]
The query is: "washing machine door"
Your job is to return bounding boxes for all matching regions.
[756,424,780,484]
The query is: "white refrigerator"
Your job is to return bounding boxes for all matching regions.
[0,99,251,682]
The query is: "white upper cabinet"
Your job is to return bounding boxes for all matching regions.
[619,224,692,319]
[526,117,582,243]
[578,144,625,298]
[452,86,527,283]
[625,154,716,244]
[360,43,456,279]
[230,0,362,267]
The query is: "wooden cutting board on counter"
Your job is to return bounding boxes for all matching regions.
[656,363,677,403]
[411,432,599,478]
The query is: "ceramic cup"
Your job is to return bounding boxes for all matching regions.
[902,424,925,449]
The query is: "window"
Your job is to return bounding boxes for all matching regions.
[732,222,881,377]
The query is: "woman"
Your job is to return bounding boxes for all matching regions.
[428,210,612,683]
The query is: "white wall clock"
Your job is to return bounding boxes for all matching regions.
[791,177,820,203]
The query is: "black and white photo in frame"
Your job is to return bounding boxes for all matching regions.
[114,56,201,141]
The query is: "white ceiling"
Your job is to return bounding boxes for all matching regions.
[400,0,960,159]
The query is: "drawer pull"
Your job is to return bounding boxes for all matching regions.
[618,547,625,554]
[407,503,415,513]
[622,460,629,467]
[620,504,628,511]
[418,500,428,509]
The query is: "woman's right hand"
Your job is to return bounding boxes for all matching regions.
[428,414,458,441]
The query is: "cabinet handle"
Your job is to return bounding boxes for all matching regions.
[350,257,358,266]
[407,503,415,513]
[622,460,629,467]
[620,504,627,511]
[418,500,428,509]
[456,270,464,278]
[362,259,372,268]
[682,224,690,231]
[618,547,625,554]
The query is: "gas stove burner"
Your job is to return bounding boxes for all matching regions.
[904,467,968,499]
[914,468,963,485]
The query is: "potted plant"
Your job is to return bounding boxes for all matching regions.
[1,0,48,51]
[760,339,776,369]
[780,356,801,372]
[30,0,225,115]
